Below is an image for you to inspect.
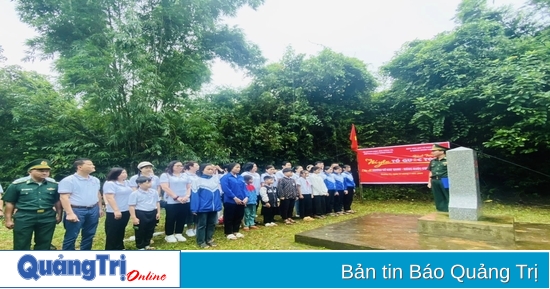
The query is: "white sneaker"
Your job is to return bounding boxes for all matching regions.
[174,234,187,242]
[235,232,245,238]
[226,234,237,240]
[164,235,177,243]
[270,222,278,226]
[265,223,273,227]
[186,229,196,237]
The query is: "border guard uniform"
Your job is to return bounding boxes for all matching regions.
[2,160,60,250]
[427,144,450,212]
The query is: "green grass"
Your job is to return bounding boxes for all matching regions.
[1,200,549,250]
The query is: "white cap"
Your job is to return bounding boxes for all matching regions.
[137,161,154,169]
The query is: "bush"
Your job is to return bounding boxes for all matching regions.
[359,185,432,201]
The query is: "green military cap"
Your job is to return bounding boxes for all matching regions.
[25,159,52,171]
[431,143,449,151]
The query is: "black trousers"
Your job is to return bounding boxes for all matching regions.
[334,190,344,212]
[313,195,326,216]
[299,195,314,218]
[223,203,245,235]
[279,198,295,220]
[105,211,130,250]
[326,190,335,213]
[343,187,355,211]
[164,203,189,235]
[135,210,157,249]
[262,206,275,224]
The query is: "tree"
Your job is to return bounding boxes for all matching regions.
[212,47,377,166]
[381,0,550,194]
[14,0,266,170]
[0,65,92,182]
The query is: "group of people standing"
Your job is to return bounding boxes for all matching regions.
[0,158,356,250]
[257,162,357,225]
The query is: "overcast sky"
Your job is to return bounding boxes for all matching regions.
[0,0,527,92]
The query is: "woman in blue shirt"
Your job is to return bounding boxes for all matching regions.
[160,161,191,243]
[191,163,222,248]
[342,165,356,214]
[332,166,347,215]
[220,163,248,240]
[103,167,133,250]
[323,166,337,216]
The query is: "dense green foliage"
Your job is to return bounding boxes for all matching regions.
[1,0,549,199]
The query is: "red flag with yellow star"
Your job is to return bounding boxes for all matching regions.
[350,124,358,151]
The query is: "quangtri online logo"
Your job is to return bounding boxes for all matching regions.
[17,254,167,282]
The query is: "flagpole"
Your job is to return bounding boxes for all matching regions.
[349,124,362,202]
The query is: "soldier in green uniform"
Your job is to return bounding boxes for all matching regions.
[427,144,449,212]
[2,159,62,250]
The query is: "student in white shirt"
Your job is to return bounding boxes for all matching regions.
[309,166,328,218]
[296,170,314,221]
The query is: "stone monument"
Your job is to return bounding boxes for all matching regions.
[417,146,516,245]
[447,147,482,221]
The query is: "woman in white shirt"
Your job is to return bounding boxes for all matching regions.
[309,166,328,218]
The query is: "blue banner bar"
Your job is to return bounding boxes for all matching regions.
[181,251,549,288]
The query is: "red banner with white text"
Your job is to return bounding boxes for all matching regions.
[357,142,450,184]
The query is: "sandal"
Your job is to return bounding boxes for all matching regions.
[284,220,293,225]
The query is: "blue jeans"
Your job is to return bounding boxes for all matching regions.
[195,211,218,246]
[62,205,100,250]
